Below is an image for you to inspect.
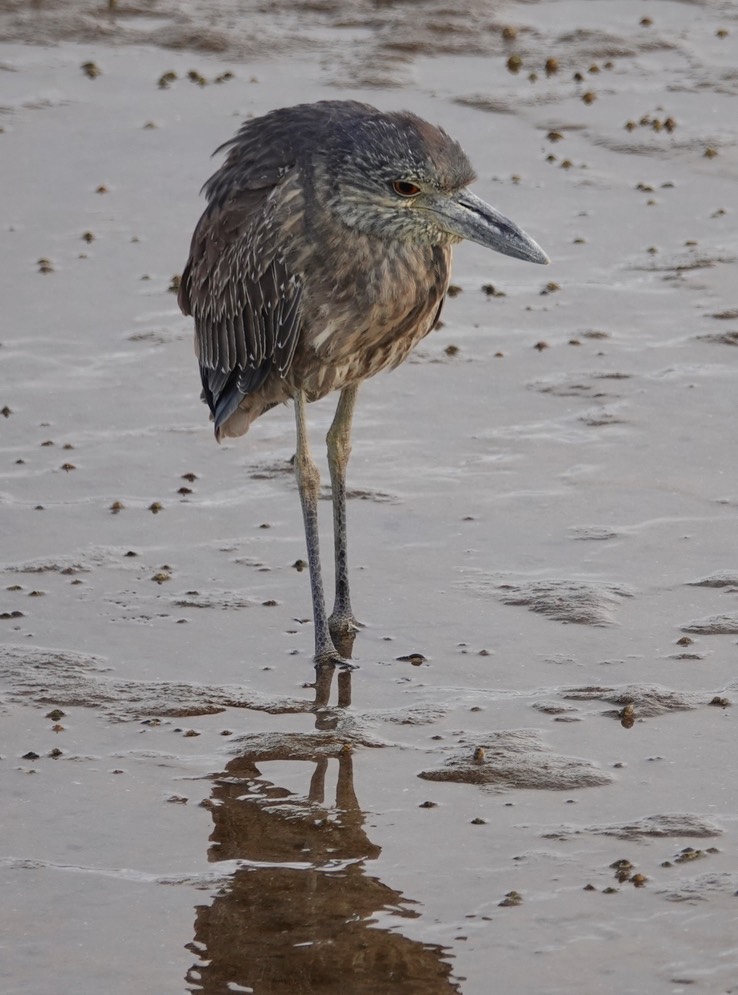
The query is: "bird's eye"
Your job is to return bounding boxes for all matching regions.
[392,180,421,197]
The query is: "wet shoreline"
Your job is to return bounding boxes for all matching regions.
[2,1,738,991]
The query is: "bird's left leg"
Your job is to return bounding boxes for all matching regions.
[294,390,341,665]
[326,383,360,644]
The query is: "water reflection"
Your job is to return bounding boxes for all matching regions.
[186,662,460,994]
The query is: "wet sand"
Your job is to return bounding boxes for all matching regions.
[2,1,738,992]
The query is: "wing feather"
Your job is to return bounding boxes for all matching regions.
[179,175,303,437]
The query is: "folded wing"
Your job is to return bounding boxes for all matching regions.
[179,143,303,437]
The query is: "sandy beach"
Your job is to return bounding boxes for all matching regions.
[2,1,738,992]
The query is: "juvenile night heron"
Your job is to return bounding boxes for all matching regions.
[179,100,548,665]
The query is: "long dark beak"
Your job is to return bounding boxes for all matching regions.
[426,188,549,264]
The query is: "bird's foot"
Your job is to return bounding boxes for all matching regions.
[327,617,360,664]
[328,612,363,637]
[314,648,358,672]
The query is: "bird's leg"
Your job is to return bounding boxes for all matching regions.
[294,390,341,664]
[308,756,328,805]
[326,384,360,648]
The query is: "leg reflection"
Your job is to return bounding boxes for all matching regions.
[186,731,460,994]
[311,659,353,722]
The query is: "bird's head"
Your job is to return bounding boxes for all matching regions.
[313,109,548,265]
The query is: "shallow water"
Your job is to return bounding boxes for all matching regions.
[1,1,738,992]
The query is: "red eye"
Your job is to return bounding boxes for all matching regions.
[392,180,421,197]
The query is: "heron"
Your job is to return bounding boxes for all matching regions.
[179,100,548,666]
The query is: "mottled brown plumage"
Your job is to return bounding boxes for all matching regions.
[179,100,547,664]
[179,101,470,439]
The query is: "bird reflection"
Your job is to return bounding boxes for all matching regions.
[185,663,460,994]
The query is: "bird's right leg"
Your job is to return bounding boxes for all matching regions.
[326,384,359,643]
[293,390,341,665]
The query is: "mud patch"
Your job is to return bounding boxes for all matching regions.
[0,646,447,730]
[568,526,620,541]
[246,457,295,480]
[696,331,738,346]
[229,728,387,763]
[527,372,628,400]
[561,683,704,716]
[630,248,736,272]
[543,813,723,842]
[489,578,634,625]
[226,730,384,760]
[365,703,449,726]
[680,614,738,635]
[657,872,738,903]
[2,547,141,575]
[532,702,579,716]
[453,94,515,115]
[417,729,612,790]
[0,644,310,719]
[687,571,738,589]
[172,590,254,610]
[2,556,91,575]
